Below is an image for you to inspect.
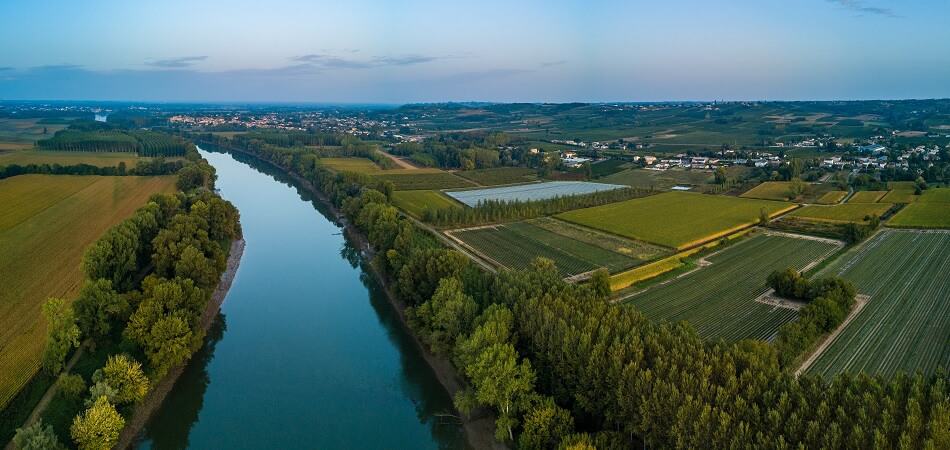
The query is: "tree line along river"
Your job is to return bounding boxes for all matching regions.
[135,148,466,449]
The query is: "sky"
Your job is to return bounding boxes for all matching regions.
[1,0,948,103]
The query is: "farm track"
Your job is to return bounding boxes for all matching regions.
[624,234,840,342]
[806,230,950,379]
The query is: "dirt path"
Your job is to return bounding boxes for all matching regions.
[377,149,418,170]
[795,294,870,377]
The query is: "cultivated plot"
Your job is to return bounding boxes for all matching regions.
[887,188,950,228]
[789,203,892,223]
[391,190,462,217]
[622,233,841,342]
[445,181,625,207]
[0,175,177,409]
[848,190,888,203]
[456,167,538,186]
[807,230,950,378]
[557,191,794,249]
[0,150,150,168]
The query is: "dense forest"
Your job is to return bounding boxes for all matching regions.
[37,123,191,157]
[203,133,950,449]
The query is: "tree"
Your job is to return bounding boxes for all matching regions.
[14,419,65,450]
[408,277,478,355]
[759,208,770,226]
[587,269,611,299]
[42,298,81,374]
[787,177,806,200]
[98,354,149,404]
[174,245,219,290]
[70,396,124,450]
[73,279,128,340]
[519,396,575,449]
[58,373,87,401]
[458,343,536,442]
[714,167,728,185]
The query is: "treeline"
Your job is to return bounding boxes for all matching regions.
[0,159,187,180]
[37,129,191,157]
[14,156,241,449]
[221,131,950,449]
[236,131,344,147]
[195,132,394,170]
[421,187,655,227]
[768,269,859,366]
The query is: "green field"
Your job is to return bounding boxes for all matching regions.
[848,190,888,203]
[0,150,149,168]
[740,181,801,201]
[590,159,629,178]
[624,233,840,342]
[370,171,476,190]
[789,203,893,223]
[602,167,718,190]
[0,175,177,409]
[319,157,384,173]
[880,190,918,203]
[888,203,950,229]
[391,190,462,217]
[0,118,71,149]
[557,191,794,249]
[919,187,950,203]
[456,167,537,186]
[807,230,950,378]
[450,220,652,276]
[816,190,848,204]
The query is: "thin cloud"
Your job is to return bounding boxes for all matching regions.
[146,56,208,68]
[290,53,445,70]
[540,60,567,68]
[826,0,898,17]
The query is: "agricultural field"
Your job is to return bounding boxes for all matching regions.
[879,189,918,204]
[623,233,841,342]
[557,191,794,249]
[848,190,888,203]
[0,175,177,409]
[446,181,625,207]
[888,191,950,228]
[319,157,384,173]
[919,187,950,203]
[589,159,629,178]
[0,150,145,168]
[391,190,462,217]
[601,167,745,191]
[816,190,848,204]
[370,171,475,190]
[448,219,657,277]
[456,167,538,186]
[0,118,71,150]
[789,203,893,223]
[807,230,950,378]
[740,181,801,201]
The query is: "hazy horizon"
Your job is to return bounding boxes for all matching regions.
[2,0,948,103]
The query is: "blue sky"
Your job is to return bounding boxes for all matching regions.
[1,0,947,102]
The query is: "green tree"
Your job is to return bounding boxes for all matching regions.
[98,354,149,404]
[587,269,611,299]
[14,419,65,450]
[174,245,219,290]
[42,298,81,375]
[714,167,728,184]
[73,279,128,340]
[70,396,124,450]
[58,373,87,401]
[519,396,575,450]
[458,343,536,442]
[408,277,478,355]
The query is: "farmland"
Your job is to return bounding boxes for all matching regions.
[448,219,660,277]
[848,190,888,203]
[445,181,625,207]
[319,157,384,173]
[919,187,950,203]
[807,230,950,378]
[623,233,841,342]
[0,118,71,149]
[740,181,801,201]
[370,171,475,190]
[601,167,746,192]
[557,191,794,249]
[456,167,537,186]
[0,175,177,409]
[789,203,893,223]
[888,198,950,228]
[879,189,918,203]
[391,190,462,217]
[0,150,146,168]
[817,190,848,204]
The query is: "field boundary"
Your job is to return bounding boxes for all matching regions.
[795,294,870,376]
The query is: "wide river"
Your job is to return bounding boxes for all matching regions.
[136,148,466,449]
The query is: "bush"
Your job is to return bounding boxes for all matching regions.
[57,374,86,401]
[14,419,65,450]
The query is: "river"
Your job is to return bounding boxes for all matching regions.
[135,148,466,449]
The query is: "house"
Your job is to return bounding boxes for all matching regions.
[858,144,887,154]
[562,157,591,168]
[529,148,540,155]
[562,151,577,159]
[642,155,657,165]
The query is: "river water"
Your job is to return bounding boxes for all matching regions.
[136,149,465,449]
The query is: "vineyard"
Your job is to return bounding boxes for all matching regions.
[370,171,475,190]
[392,190,462,217]
[816,190,848,204]
[848,190,888,203]
[0,175,177,410]
[807,230,950,378]
[449,220,644,277]
[456,167,538,186]
[624,233,841,342]
[789,203,893,223]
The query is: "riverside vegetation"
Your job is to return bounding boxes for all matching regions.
[201,132,950,449]
[8,142,242,449]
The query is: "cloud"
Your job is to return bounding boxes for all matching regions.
[145,56,208,68]
[0,67,13,71]
[825,0,897,17]
[290,53,445,70]
[540,60,567,68]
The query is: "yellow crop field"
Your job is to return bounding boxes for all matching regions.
[0,175,176,409]
[880,190,918,204]
[0,150,144,168]
[848,190,888,203]
[789,203,893,223]
[392,190,462,217]
[319,157,385,173]
[816,190,848,204]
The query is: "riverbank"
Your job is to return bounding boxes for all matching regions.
[214,144,503,450]
[116,238,245,450]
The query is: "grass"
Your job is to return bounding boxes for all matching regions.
[557,191,795,249]
[450,220,648,277]
[0,118,70,147]
[590,159,629,178]
[624,233,840,342]
[807,230,950,378]
[817,190,848,204]
[456,167,537,186]
[391,190,462,217]
[0,175,177,410]
[880,190,918,204]
[789,203,893,223]
[888,204,950,228]
[319,157,384,173]
[848,190,888,203]
[740,181,800,201]
[371,171,476,190]
[602,167,713,190]
[0,150,145,168]
[919,187,950,203]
